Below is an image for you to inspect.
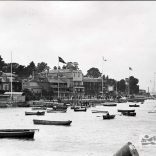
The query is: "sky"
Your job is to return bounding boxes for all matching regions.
[0,1,156,92]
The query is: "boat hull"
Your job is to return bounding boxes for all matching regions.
[118,109,135,113]
[103,103,117,106]
[0,129,35,138]
[33,119,72,126]
[25,111,45,115]
[113,142,139,156]
[47,110,66,113]
[129,105,140,107]
[122,112,136,116]
[103,115,115,119]
[74,108,87,112]
[92,110,108,113]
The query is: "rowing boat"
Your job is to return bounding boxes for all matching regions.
[47,109,66,113]
[25,111,45,115]
[0,129,38,138]
[103,114,115,119]
[33,119,72,126]
[118,109,135,113]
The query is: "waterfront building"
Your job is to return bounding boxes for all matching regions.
[42,68,84,99]
[83,77,103,98]
[0,71,21,92]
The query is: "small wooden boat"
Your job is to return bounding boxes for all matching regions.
[103,114,115,119]
[32,107,47,110]
[129,104,140,107]
[33,119,72,126]
[122,112,136,116]
[118,109,135,113]
[74,107,87,112]
[47,109,67,113]
[92,110,108,113]
[141,135,156,145]
[148,110,156,113]
[0,129,38,139]
[103,103,117,106]
[25,111,45,115]
[113,142,139,156]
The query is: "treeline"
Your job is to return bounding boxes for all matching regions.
[85,67,139,94]
[0,55,139,94]
[0,55,50,78]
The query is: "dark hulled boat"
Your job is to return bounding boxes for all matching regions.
[118,109,135,113]
[122,112,136,116]
[113,142,139,156]
[0,129,37,139]
[74,107,87,112]
[103,103,117,106]
[129,104,140,107]
[25,111,45,115]
[33,119,72,126]
[103,114,115,120]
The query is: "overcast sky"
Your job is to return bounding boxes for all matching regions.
[0,1,156,92]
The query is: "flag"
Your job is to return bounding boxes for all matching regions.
[58,57,66,64]
[129,67,132,70]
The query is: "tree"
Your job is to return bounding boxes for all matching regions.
[37,62,50,73]
[65,62,79,70]
[0,55,6,71]
[15,65,26,77]
[129,76,139,94]
[53,66,57,70]
[86,67,101,78]
[26,61,36,76]
[117,79,126,92]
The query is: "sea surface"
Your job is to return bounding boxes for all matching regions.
[0,100,156,156]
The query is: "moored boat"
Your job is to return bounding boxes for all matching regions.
[92,110,108,113]
[113,142,139,156]
[0,129,38,139]
[148,110,156,113]
[122,112,136,116]
[118,109,135,113]
[103,103,117,106]
[103,114,115,119]
[74,107,87,112]
[32,107,47,110]
[33,119,72,126]
[47,109,67,113]
[25,111,45,115]
[129,104,140,107]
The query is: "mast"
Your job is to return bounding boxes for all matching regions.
[154,72,156,94]
[58,59,59,99]
[11,52,12,100]
[102,57,107,98]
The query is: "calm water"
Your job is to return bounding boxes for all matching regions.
[0,100,156,156]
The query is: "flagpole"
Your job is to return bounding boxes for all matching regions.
[58,58,59,99]
[102,57,107,99]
